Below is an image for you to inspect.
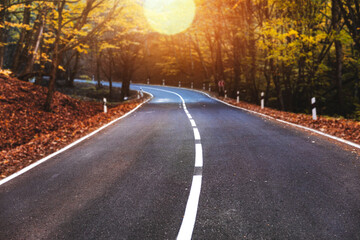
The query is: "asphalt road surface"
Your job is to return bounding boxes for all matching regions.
[1,85,360,240]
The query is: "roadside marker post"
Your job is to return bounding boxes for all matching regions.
[225,90,227,98]
[163,79,165,86]
[103,98,107,113]
[137,90,141,99]
[147,78,150,85]
[179,81,181,87]
[312,97,317,120]
[237,91,239,103]
[261,92,265,109]
[203,83,205,90]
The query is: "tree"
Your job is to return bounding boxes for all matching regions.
[336,0,360,53]
[44,0,122,111]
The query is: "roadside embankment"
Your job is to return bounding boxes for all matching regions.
[0,75,150,179]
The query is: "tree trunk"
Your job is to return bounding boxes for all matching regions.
[335,40,343,112]
[45,54,59,111]
[332,0,343,114]
[12,1,31,73]
[44,0,64,111]
[193,34,209,80]
[248,29,257,102]
[233,34,242,95]
[246,0,258,102]
[0,33,4,69]
[21,13,45,78]
[264,59,271,105]
[104,49,114,100]
[109,74,113,100]
[96,50,102,88]
[272,60,285,111]
[67,51,80,87]
[120,62,132,101]
[0,1,7,69]
[120,72,130,101]
[215,26,224,91]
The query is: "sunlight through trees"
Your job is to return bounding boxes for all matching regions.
[0,0,360,118]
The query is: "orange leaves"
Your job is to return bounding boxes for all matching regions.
[222,97,360,146]
[0,75,145,179]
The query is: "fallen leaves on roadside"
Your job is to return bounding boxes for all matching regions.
[221,97,360,145]
[0,74,147,179]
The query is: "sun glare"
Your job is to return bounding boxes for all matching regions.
[143,0,196,35]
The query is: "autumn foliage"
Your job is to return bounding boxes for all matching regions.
[0,75,145,179]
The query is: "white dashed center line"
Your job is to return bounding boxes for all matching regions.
[143,87,203,240]
[193,128,201,141]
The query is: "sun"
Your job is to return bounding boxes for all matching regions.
[143,0,196,35]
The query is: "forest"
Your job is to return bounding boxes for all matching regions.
[1,0,360,119]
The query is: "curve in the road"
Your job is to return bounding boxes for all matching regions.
[192,89,360,150]
[143,87,203,240]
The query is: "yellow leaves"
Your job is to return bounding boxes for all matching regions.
[75,44,89,54]
[7,4,24,12]
[58,65,66,72]
[43,38,55,45]
[287,29,299,38]
[300,35,316,45]
[4,22,32,30]
[116,39,140,48]
[0,69,12,77]
[43,32,54,38]
[100,42,118,51]
[38,53,52,64]
[71,28,89,37]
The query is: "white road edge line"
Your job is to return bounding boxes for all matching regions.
[156,83,360,150]
[187,88,360,150]
[0,93,154,186]
[143,86,203,240]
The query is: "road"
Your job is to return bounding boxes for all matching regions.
[1,85,360,240]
